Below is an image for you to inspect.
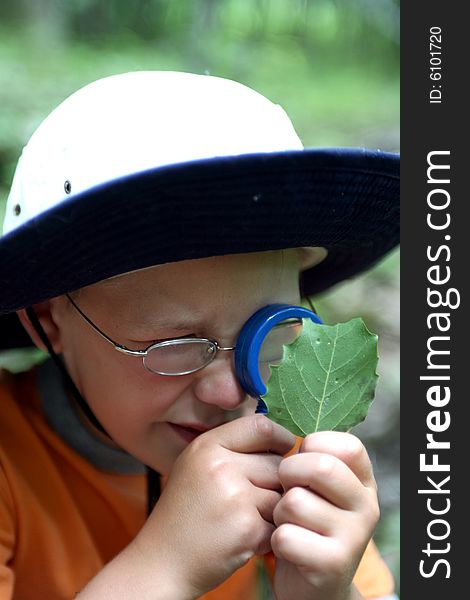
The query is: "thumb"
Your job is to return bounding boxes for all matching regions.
[205,414,296,456]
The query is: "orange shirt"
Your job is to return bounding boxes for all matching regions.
[0,366,395,599]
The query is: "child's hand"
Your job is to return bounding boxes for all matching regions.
[271,432,380,600]
[133,415,295,599]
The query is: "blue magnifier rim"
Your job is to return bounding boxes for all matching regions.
[235,304,323,400]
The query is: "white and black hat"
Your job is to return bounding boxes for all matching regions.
[0,71,399,348]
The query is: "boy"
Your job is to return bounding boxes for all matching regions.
[0,71,399,599]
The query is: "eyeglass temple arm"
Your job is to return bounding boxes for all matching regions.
[65,294,146,356]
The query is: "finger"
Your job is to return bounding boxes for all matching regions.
[205,415,295,456]
[300,432,375,489]
[255,487,282,524]
[273,486,339,536]
[254,519,276,556]
[271,523,343,573]
[238,506,277,556]
[278,453,374,512]
[242,453,283,490]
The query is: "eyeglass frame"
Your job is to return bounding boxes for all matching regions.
[65,293,236,376]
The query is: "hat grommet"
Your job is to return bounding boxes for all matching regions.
[13,204,21,216]
[64,180,72,194]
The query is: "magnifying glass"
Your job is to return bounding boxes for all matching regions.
[235,304,323,414]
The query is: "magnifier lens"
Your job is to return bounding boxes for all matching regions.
[258,318,303,384]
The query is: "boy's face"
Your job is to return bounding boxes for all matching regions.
[50,250,301,474]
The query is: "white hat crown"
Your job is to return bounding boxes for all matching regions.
[3,71,303,235]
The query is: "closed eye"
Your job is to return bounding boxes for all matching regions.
[130,333,199,346]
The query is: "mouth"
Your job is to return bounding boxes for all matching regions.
[168,422,219,444]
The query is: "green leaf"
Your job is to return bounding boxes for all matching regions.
[261,318,378,436]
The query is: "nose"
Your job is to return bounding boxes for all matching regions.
[192,354,247,410]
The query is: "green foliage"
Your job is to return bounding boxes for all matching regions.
[262,318,378,436]
[0,348,47,373]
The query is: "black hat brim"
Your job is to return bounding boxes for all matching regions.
[0,148,399,349]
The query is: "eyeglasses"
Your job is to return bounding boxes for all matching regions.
[66,294,303,378]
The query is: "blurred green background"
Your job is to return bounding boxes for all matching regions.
[0,0,400,595]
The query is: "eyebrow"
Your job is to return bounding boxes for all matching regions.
[129,317,204,339]
[155,323,199,335]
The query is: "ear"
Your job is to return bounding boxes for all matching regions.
[17,299,64,354]
[298,246,328,271]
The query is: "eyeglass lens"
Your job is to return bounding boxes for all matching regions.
[142,319,303,379]
[144,339,217,376]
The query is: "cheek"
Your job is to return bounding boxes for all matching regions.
[71,353,193,471]
[65,341,189,430]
